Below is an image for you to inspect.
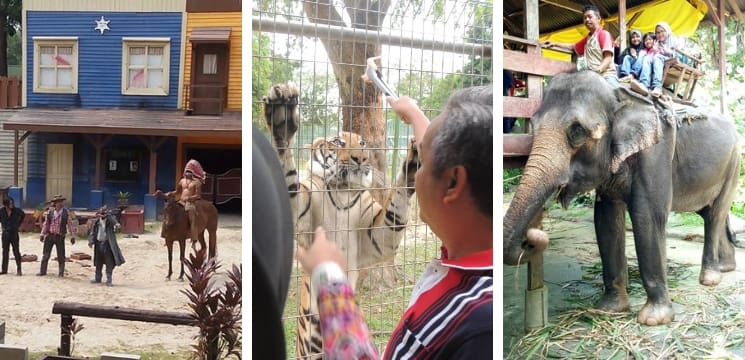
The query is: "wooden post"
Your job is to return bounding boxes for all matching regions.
[523,0,549,332]
[136,136,168,193]
[13,131,31,187]
[13,130,18,186]
[619,0,627,49]
[718,0,726,114]
[83,134,112,190]
[52,302,195,326]
[59,314,73,356]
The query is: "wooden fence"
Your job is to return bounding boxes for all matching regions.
[52,301,196,356]
[0,77,21,109]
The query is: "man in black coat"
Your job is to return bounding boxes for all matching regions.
[0,197,25,276]
[88,205,126,286]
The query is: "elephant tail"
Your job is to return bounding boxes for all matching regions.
[725,215,741,247]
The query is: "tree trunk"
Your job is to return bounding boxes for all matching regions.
[0,13,7,77]
[303,0,391,203]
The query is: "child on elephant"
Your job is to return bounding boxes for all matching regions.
[617,29,644,82]
[630,32,664,97]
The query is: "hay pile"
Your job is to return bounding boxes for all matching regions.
[507,261,745,359]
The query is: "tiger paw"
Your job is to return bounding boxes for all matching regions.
[262,83,301,147]
[403,137,420,190]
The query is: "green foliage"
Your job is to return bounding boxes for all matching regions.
[182,248,242,360]
[251,32,301,130]
[114,191,131,200]
[503,168,523,192]
[570,191,594,208]
[0,0,21,76]
[7,32,19,65]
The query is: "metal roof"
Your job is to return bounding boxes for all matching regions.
[2,108,241,138]
[190,27,232,43]
[503,0,745,39]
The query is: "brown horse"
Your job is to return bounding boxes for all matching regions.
[159,193,219,280]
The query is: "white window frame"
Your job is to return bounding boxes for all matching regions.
[121,37,170,96]
[32,37,79,94]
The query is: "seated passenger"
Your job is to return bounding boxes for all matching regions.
[617,29,644,82]
[630,32,665,97]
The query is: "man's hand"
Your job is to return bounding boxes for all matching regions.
[296,227,347,274]
[39,235,45,242]
[70,237,76,245]
[88,242,93,249]
[386,96,422,125]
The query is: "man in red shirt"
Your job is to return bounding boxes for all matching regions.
[543,5,619,86]
[38,195,76,277]
[298,86,493,359]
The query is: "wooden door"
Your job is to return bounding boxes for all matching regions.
[46,144,73,203]
[191,43,228,115]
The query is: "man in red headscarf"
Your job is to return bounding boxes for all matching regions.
[164,159,205,242]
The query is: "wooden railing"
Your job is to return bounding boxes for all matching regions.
[52,301,196,356]
[503,35,575,168]
[0,76,21,109]
[183,83,227,115]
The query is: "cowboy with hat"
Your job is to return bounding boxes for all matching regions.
[38,194,76,277]
[88,204,125,286]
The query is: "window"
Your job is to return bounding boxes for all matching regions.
[121,38,170,96]
[203,54,218,75]
[33,37,78,93]
[105,149,142,182]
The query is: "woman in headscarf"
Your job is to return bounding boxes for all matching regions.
[617,29,644,81]
[655,21,678,60]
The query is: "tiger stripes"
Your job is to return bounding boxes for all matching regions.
[263,83,420,359]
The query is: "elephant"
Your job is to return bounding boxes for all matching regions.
[503,70,741,326]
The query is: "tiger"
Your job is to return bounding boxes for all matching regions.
[262,83,420,359]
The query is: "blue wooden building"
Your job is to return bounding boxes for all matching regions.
[2,0,241,219]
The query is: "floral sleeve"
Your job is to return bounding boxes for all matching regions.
[311,261,380,360]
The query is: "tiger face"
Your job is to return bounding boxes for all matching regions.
[308,131,373,189]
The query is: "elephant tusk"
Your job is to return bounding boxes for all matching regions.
[526,228,549,252]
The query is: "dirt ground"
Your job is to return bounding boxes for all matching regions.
[0,214,243,358]
[502,197,745,358]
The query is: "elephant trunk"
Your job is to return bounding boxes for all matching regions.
[503,132,570,265]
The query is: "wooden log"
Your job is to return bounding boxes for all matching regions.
[52,302,195,326]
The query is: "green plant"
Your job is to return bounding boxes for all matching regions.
[182,247,242,360]
[503,168,523,192]
[62,318,85,357]
[114,191,131,200]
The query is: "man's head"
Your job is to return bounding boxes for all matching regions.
[582,5,602,32]
[50,194,65,209]
[3,197,13,208]
[184,170,194,179]
[415,85,492,228]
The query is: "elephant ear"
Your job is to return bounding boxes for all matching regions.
[609,87,662,173]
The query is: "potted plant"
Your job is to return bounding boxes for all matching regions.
[114,191,131,207]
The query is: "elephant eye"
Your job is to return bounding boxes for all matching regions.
[567,122,590,148]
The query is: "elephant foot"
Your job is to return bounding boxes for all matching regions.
[718,260,736,273]
[637,300,674,326]
[596,293,630,313]
[699,268,722,286]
